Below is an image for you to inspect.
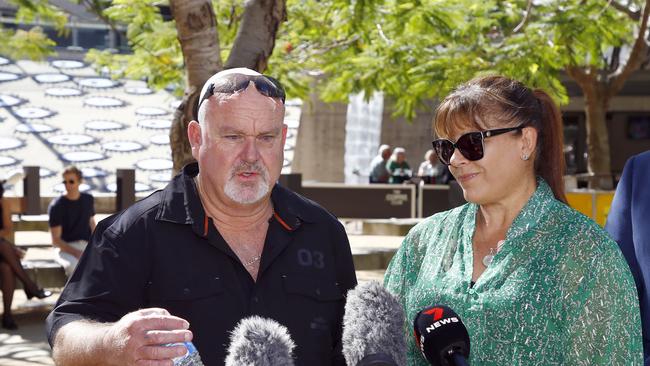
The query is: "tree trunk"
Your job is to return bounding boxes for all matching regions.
[169,0,222,174]
[225,0,286,70]
[168,0,287,174]
[582,83,613,189]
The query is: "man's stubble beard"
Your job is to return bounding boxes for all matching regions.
[224,161,271,205]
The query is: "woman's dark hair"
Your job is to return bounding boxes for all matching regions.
[0,180,4,199]
[433,75,567,203]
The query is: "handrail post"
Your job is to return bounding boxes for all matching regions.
[23,166,41,214]
[116,168,135,211]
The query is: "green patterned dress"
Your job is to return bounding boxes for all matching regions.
[384,179,643,365]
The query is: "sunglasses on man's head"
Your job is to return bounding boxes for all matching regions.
[198,73,286,109]
[432,125,524,166]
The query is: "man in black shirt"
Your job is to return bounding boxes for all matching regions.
[46,68,357,366]
[48,166,96,277]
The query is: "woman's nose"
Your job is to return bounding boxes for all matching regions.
[448,148,468,167]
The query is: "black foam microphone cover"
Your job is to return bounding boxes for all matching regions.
[413,305,470,366]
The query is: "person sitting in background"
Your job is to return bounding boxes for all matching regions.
[417,149,451,184]
[387,147,412,184]
[384,75,642,365]
[369,144,392,183]
[0,180,52,330]
[606,150,650,365]
[48,166,96,278]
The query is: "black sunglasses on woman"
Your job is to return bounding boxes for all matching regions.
[432,125,524,166]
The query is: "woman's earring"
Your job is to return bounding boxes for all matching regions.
[521,153,529,161]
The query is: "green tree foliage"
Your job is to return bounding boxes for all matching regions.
[3,0,648,179]
[85,0,184,94]
[0,0,66,59]
[5,0,644,116]
[277,0,643,119]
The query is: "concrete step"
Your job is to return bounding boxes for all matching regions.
[348,234,402,271]
[352,248,398,271]
[361,218,421,236]
[19,247,67,290]
[12,214,50,232]
[356,269,386,283]
[14,232,403,288]
[12,214,113,232]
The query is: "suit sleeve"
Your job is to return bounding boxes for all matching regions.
[605,157,643,296]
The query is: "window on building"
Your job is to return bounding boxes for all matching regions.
[627,116,650,140]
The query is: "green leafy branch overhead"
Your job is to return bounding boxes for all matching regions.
[3,0,647,121]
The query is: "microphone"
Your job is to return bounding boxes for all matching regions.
[342,280,407,366]
[413,305,470,366]
[224,315,295,366]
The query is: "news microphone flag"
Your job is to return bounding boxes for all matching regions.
[413,305,470,366]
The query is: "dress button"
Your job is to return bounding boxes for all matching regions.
[315,289,321,296]
[183,288,190,295]
[252,296,259,303]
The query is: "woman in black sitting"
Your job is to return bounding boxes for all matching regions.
[0,180,51,330]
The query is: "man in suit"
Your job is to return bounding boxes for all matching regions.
[606,150,650,365]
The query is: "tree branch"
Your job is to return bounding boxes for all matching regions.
[609,0,650,96]
[607,46,621,72]
[170,0,222,89]
[78,0,122,37]
[610,0,641,21]
[565,42,597,88]
[224,0,287,71]
[513,0,533,33]
[566,65,591,88]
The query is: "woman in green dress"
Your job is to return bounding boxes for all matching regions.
[384,75,643,365]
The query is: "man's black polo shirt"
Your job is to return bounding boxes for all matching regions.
[46,163,357,365]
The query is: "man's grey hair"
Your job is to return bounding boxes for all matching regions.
[378,144,391,154]
[391,147,406,159]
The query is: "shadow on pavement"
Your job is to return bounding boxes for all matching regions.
[0,310,54,366]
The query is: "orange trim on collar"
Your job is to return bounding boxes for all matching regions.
[273,212,293,231]
[203,215,209,237]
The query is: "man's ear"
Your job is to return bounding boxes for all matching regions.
[281,123,288,147]
[188,121,203,162]
[188,120,202,147]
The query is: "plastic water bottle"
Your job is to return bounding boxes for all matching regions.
[171,341,205,366]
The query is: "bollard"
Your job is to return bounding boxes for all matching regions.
[23,166,41,214]
[116,168,135,211]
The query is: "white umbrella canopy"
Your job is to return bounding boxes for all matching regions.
[0,58,303,196]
